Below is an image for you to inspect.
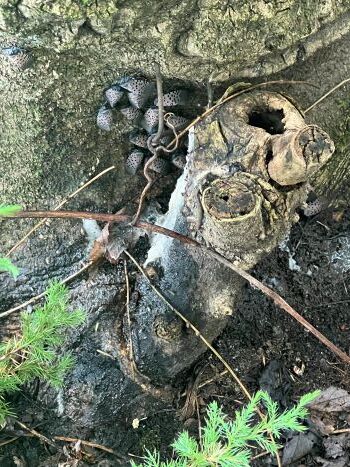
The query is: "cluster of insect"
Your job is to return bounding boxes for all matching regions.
[1,45,31,70]
[97,76,190,175]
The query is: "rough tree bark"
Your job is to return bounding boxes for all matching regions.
[0,0,349,462]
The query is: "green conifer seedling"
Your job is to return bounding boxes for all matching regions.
[0,282,85,424]
[132,390,320,467]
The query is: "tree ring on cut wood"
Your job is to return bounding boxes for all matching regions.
[202,178,259,222]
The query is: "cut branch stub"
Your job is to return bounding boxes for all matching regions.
[200,173,283,267]
[267,125,335,186]
[129,90,335,383]
[201,175,264,264]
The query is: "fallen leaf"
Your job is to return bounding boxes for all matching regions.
[282,431,318,465]
[309,387,350,413]
[315,455,349,467]
[309,387,350,435]
[324,433,350,459]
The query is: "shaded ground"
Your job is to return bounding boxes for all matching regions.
[1,207,349,466]
[128,206,350,465]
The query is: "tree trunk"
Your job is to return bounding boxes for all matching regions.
[0,1,349,461]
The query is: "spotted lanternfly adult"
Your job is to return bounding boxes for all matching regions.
[97,105,113,131]
[129,130,149,148]
[171,151,187,169]
[154,90,188,107]
[148,157,170,175]
[141,107,159,133]
[119,77,154,95]
[302,199,323,217]
[120,77,155,109]
[165,114,189,130]
[125,150,145,175]
[105,85,124,107]
[120,106,143,125]
[127,91,151,110]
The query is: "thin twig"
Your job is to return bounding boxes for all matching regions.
[151,63,164,145]
[4,208,350,366]
[0,261,92,319]
[123,259,135,378]
[197,370,229,389]
[4,210,198,245]
[15,420,56,448]
[124,251,252,401]
[0,437,19,447]
[251,450,270,460]
[304,77,350,114]
[54,436,114,454]
[96,349,115,359]
[124,249,282,467]
[196,397,202,447]
[331,428,350,434]
[6,166,115,257]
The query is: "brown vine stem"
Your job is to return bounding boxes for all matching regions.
[133,79,313,224]
[304,77,350,114]
[3,209,350,366]
[15,420,57,449]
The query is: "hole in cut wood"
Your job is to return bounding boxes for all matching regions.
[248,108,285,134]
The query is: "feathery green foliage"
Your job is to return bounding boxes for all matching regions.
[0,204,22,217]
[0,204,22,278]
[0,282,85,424]
[132,390,320,467]
[0,258,19,278]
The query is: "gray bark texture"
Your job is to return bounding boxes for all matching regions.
[0,0,349,462]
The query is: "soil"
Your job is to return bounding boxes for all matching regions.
[1,205,349,466]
